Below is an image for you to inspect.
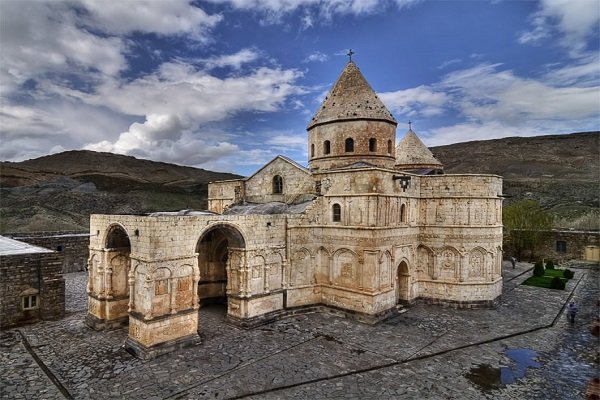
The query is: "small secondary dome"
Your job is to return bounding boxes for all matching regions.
[307,61,397,130]
[395,129,443,173]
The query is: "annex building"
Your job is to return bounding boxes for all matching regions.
[86,61,504,359]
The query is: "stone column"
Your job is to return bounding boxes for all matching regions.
[144,276,153,320]
[128,270,135,312]
[169,277,177,314]
[105,266,113,299]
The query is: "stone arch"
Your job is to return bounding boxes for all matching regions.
[316,246,331,284]
[400,203,406,223]
[379,251,392,288]
[104,223,131,249]
[468,247,486,280]
[333,248,359,287]
[396,260,410,304]
[266,251,283,290]
[102,224,131,322]
[438,246,459,281]
[324,140,331,154]
[291,248,312,286]
[332,203,342,222]
[345,137,354,152]
[369,138,377,152]
[272,175,284,194]
[251,254,266,293]
[196,223,247,307]
[417,245,434,280]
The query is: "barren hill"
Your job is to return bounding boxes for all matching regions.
[0,151,242,233]
[431,132,599,225]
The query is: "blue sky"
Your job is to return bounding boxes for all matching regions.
[1,0,598,176]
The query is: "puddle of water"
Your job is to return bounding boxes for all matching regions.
[500,348,541,384]
[465,363,501,391]
[466,348,541,391]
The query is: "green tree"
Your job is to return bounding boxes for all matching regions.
[503,199,553,261]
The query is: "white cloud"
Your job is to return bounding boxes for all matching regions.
[437,58,462,70]
[303,51,329,63]
[440,63,600,123]
[206,0,421,22]
[79,0,222,41]
[379,86,449,118]
[266,133,307,150]
[197,48,261,70]
[519,0,600,55]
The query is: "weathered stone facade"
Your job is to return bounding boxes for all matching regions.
[87,60,503,358]
[540,230,600,263]
[0,236,65,329]
[6,231,90,273]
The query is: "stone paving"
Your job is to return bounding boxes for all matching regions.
[1,261,598,399]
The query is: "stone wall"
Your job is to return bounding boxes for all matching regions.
[540,230,600,262]
[7,231,90,273]
[0,251,65,329]
[208,179,245,214]
[244,157,314,204]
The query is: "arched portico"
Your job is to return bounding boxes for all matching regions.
[85,224,131,330]
[396,260,410,304]
[196,224,246,307]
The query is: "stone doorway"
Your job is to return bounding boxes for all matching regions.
[196,224,245,308]
[396,261,410,305]
[86,224,131,330]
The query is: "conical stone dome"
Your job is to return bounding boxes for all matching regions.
[395,129,443,172]
[307,61,396,130]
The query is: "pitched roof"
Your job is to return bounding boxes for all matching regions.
[307,61,397,130]
[246,155,310,181]
[0,236,54,256]
[395,129,443,168]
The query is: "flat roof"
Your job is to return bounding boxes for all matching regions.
[0,236,54,256]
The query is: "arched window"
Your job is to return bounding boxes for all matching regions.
[273,175,283,194]
[369,138,377,152]
[323,140,331,155]
[387,140,392,154]
[311,143,315,157]
[332,203,341,222]
[400,204,406,223]
[345,138,354,152]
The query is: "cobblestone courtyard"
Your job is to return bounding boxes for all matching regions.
[1,261,598,399]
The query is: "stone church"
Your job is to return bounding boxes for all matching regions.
[86,60,503,359]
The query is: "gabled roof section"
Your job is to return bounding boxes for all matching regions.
[246,155,311,181]
[307,61,397,130]
[395,129,443,168]
[0,236,54,256]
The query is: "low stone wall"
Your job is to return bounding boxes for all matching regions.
[6,231,90,273]
[0,251,65,329]
[541,230,599,263]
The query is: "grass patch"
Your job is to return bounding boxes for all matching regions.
[522,268,572,289]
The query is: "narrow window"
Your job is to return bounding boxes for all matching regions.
[273,175,283,194]
[387,140,392,154]
[323,140,331,155]
[332,203,341,222]
[400,204,406,223]
[311,143,315,157]
[22,295,38,310]
[556,241,567,253]
[369,138,377,152]
[345,138,354,152]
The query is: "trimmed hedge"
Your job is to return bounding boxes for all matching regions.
[533,261,545,277]
[545,260,555,269]
[563,269,574,279]
[550,276,565,290]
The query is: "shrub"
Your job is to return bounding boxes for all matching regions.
[545,260,555,269]
[533,261,545,277]
[550,276,565,290]
[563,269,574,279]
